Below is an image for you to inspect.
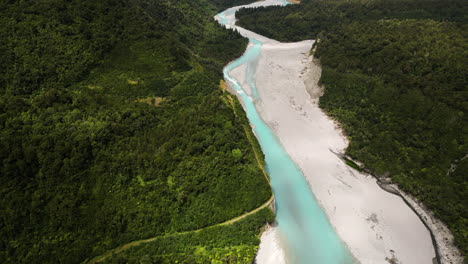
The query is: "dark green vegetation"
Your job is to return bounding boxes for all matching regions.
[102,208,274,264]
[236,0,467,41]
[210,0,256,11]
[342,157,363,173]
[237,0,468,255]
[0,0,273,263]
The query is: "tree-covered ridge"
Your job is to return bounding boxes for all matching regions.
[236,0,467,41]
[236,0,467,256]
[0,0,247,96]
[316,20,467,253]
[209,0,257,11]
[0,0,272,263]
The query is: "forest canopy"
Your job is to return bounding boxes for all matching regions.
[0,0,273,263]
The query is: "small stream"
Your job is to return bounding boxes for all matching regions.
[216,1,356,263]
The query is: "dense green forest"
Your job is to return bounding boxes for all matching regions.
[237,0,467,41]
[237,0,467,256]
[210,0,256,11]
[101,208,274,264]
[0,0,273,263]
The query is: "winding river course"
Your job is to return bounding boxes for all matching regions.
[216,0,437,264]
[216,1,356,263]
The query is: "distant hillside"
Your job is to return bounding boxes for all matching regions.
[210,0,256,11]
[0,0,273,263]
[237,0,468,256]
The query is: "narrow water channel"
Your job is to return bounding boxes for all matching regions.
[216,1,356,263]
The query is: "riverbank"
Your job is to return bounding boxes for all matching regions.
[256,225,286,264]
[218,0,440,263]
[336,153,464,264]
[219,1,357,262]
[248,40,436,263]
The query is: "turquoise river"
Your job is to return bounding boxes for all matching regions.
[217,1,356,264]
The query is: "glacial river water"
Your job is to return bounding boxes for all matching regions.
[216,1,356,263]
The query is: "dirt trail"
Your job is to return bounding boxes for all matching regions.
[87,85,276,264]
[85,195,274,264]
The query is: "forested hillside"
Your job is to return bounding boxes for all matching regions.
[210,0,256,11]
[237,0,467,41]
[0,0,273,263]
[237,0,468,256]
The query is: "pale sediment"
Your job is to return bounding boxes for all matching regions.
[217,0,460,263]
[391,184,464,264]
[337,154,464,264]
[248,40,438,264]
[256,226,287,264]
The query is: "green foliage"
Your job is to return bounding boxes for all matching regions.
[343,157,363,172]
[317,20,467,253]
[232,149,242,160]
[209,0,257,11]
[237,0,467,255]
[102,208,275,264]
[0,0,272,263]
[236,0,468,41]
